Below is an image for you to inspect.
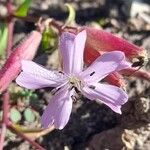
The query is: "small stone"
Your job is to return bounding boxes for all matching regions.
[0,5,7,17]
[135,97,149,114]
[130,0,150,17]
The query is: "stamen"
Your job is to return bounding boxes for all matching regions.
[89,85,96,89]
[90,71,95,76]
[71,95,77,103]
[59,71,64,74]
[69,86,74,91]
[74,86,80,94]
[51,87,61,95]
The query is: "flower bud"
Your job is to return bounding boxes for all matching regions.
[84,45,101,64]
[105,73,125,87]
[0,30,42,93]
[82,27,147,60]
[120,68,150,81]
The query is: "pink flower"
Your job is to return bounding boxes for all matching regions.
[16,31,130,130]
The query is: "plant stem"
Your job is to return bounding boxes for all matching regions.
[0,90,10,150]
[0,1,13,150]
[0,124,7,150]
[12,15,63,32]
[2,91,10,125]
[1,14,77,34]
[6,0,14,57]
[6,20,14,57]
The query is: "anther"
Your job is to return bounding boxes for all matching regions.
[70,81,74,85]
[90,71,95,76]
[74,86,80,94]
[71,95,77,103]
[59,71,64,74]
[69,86,74,91]
[89,85,96,89]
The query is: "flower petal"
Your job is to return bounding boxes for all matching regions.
[59,32,75,74]
[82,83,128,114]
[16,60,66,89]
[60,30,87,74]
[41,86,74,129]
[80,51,130,84]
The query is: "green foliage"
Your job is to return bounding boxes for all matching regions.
[23,108,35,123]
[11,89,37,101]
[19,89,35,98]
[65,3,76,25]
[10,108,22,123]
[14,0,31,17]
[41,27,57,52]
[0,22,8,56]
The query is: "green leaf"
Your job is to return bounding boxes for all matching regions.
[24,108,35,123]
[0,22,8,56]
[65,3,76,25]
[14,0,31,17]
[10,108,21,123]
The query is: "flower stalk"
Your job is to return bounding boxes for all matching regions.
[0,2,45,149]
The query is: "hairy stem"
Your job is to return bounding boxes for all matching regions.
[2,91,10,125]
[0,124,7,150]
[6,0,14,57]
[6,20,14,57]
[0,1,13,150]
[0,84,10,150]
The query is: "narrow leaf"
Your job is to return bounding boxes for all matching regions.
[14,0,31,17]
[0,22,8,56]
[11,124,55,140]
[65,3,76,25]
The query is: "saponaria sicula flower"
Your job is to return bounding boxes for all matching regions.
[16,30,130,130]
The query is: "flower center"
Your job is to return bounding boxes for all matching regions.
[68,76,81,90]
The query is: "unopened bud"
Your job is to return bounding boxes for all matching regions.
[0,31,42,93]
[82,27,146,61]
[105,73,125,87]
